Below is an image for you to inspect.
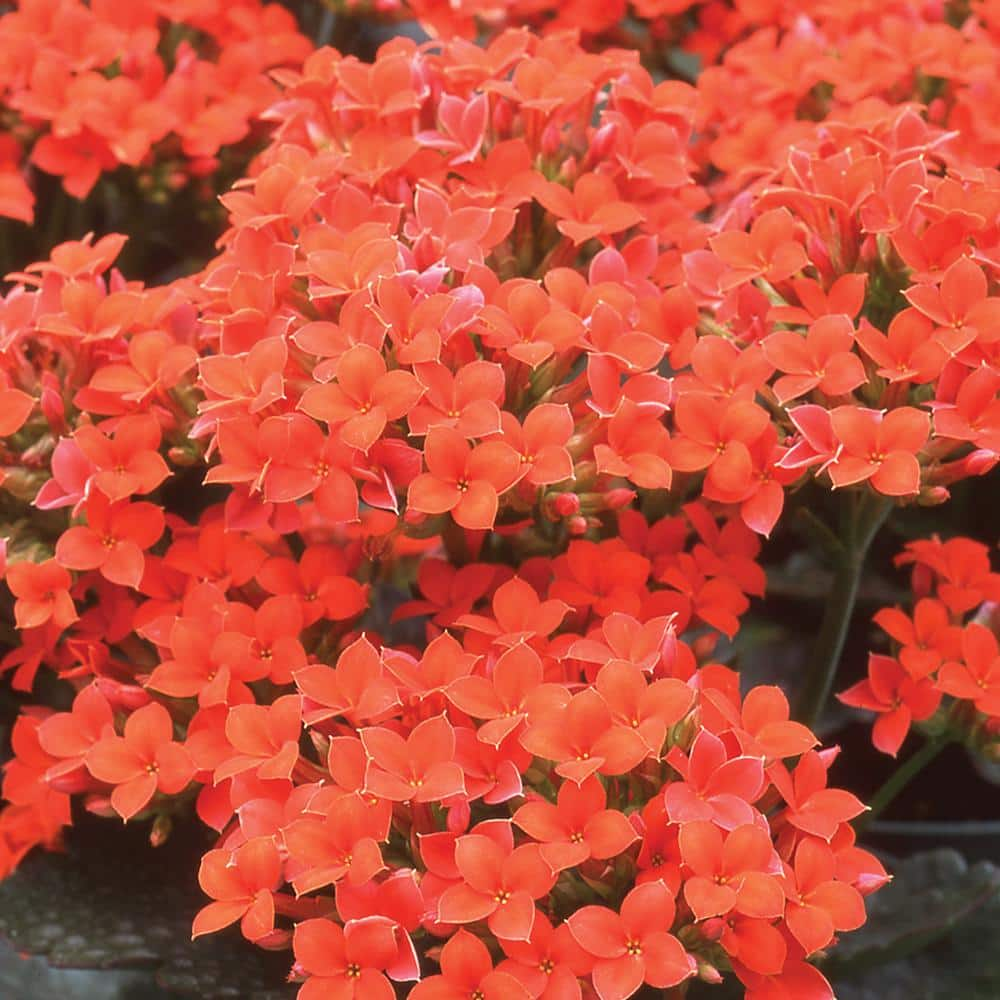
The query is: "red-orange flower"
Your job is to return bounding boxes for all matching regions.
[782,839,866,957]
[360,716,466,803]
[827,406,929,495]
[300,344,424,452]
[293,916,403,1000]
[407,426,523,529]
[85,701,194,820]
[838,654,941,756]
[679,821,784,921]
[437,834,556,941]
[410,929,530,1000]
[513,776,639,871]
[55,492,165,589]
[566,881,696,999]
[5,559,77,630]
[192,836,282,941]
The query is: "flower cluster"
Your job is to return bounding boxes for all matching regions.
[0,4,997,1000]
[841,536,1000,757]
[0,0,310,223]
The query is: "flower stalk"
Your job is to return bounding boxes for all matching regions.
[796,492,893,729]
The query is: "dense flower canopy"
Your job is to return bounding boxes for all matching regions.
[0,2,999,999]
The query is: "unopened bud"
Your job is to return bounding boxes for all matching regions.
[918,485,950,506]
[541,123,562,158]
[309,730,331,760]
[691,633,718,660]
[698,961,723,984]
[150,814,173,847]
[699,918,726,942]
[552,493,581,517]
[567,515,589,536]
[964,449,999,478]
[84,795,117,819]
[40,373,65,433]
[45,762,92,795]
[95,678,152,713]
[603,488,637,511]
[589,121,618,162]
[492,99,513,136]
[446,800,471,834]
[167,445,200,467]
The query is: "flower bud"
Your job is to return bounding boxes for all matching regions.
[492,98,513,136]
[692,633,718,660]
[150,814,173,848]
[917,485,950,506]
[95,677,152,713]
[84,795,116,819]
[552,492,581,517]
[39,373,66,434]
[698,961,724,984]
[699,917,726,942]
[603,488,637,511]
[541,123,562,158]
[568,515,589,536]
[45,762,93,795]
[589,121,618,163]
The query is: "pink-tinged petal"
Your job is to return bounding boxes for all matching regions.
[110,773,158,820]
[785,902,834,956]
[872,706,911,757]
[684,877,737,920]
[101,540,145,589]
[453,481,499,530]
[733,872,785,919]
[488,892,536,942]
[592,954,644,1000]
[407,474,460,515]
[437,882,495,927]
[566,906,626,959]
[192,900,249,939]
[870,451,921,496]
[705,756,765,802]
[640,932,695,989]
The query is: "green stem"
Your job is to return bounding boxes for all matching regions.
[857,734,952,832]
[795,493,893,729]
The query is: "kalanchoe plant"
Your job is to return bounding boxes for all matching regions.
[0,2,999,999]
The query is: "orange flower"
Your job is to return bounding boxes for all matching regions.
[192,836,282,941]
[85,702,194,820]
[407,426,523,530]
[709,209,809,291]
[827,405,930,495]
[679,821,784,921]
[534,172,645,245]
[299,344,424,452]
[513,776,638,871]
[360,715,466,803]
[293,916,403,1000]
[566,882,696,999]
[55,491,165,589]
[5,559,77,630]
[838,654,941,757]
[437,834,556,941]
[763,315,866,404]
[410,929,530,1000]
